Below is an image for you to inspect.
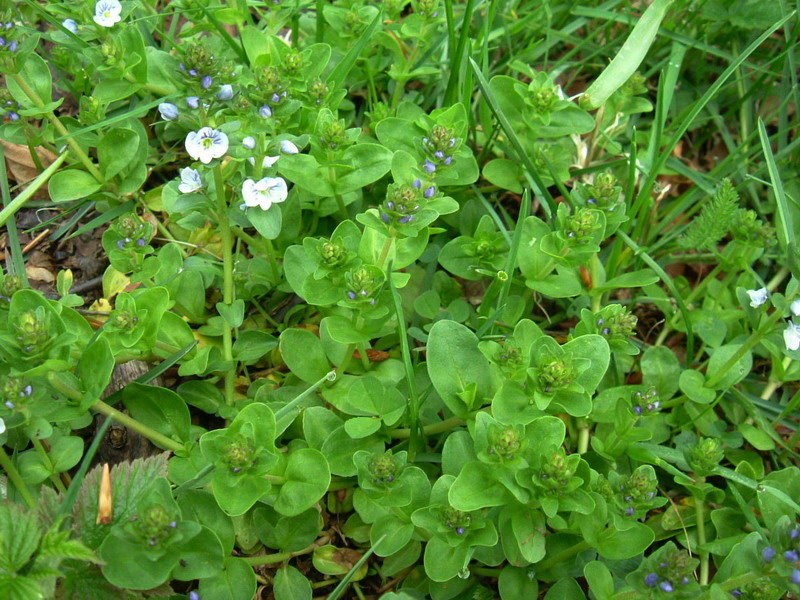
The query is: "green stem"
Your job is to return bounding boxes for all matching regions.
[264,238,281,282]
[10,74,103,183]
[0,151,69,228]
[46,373,185,453]
[241,534,330,566]
[536,540,591,572]
[695,492,709,585]
[31,438,67,494]
[577,421,590,454]
[391,416,465,439]
[705,301,793,389]
[0,446,38,509]
[377,232,395,270]
[213,163,236,406]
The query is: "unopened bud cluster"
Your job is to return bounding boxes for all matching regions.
[597,308,637,338]
[537,357,574,393]
[585,173,622,210]
[441,506,472,536]
[631,388,660,416]
[381,180,433,226]
[2,376,32,411]
[689,437,724,476]
[222,434,256,474]
[133,503,178,547]
[318,238,348,268]
[488,427,522,460]
[14,309,51,354]
[369,452,398,485]
[0,273,21,305]
[537,448,576,493]
[344,266,383,306]
[421,125,458,173]
[563,208,597,243]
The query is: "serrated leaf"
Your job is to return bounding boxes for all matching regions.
[0,502,42,572]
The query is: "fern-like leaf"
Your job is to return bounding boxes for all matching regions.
[680,178,740,251]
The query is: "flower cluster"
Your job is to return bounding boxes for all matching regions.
[584,172,623,211]
[254,65,288,107]
[597,308,638,339]
[369,452,399,486]
[2,376,32,412]
[537,356,574,393]
[421,125,458,173]
[344,265,384,306]
[536,448,578,494]
[0,89,20,122]
[0,19,18,56]
[688,437,724,476]
[132,503,178,547]
[114,214,151,250]
[380,180,434,226]
[0,273,21,305]
[618,467,658,517]
[487,426,523,460]
[631,388,660,416]
[221,433,257,474]
[562,207,599,244]
[14,309,51,354]
[643,549,696,594]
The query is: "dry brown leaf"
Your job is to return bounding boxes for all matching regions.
[26,265,55,283]
[1,141,57,200]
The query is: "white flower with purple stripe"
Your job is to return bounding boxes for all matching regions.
[62,18,78,34]
[178,167,203,194]
[185,127,229,164]
[242,177,288,211]
[93,0,122,27]
[746,287,768,308]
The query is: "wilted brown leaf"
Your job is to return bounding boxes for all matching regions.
[1,141,57,200]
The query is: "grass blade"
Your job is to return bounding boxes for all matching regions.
[326,535,386,600]
[326,10,382,91]
[469,57,556,219]
[443,0,477,106]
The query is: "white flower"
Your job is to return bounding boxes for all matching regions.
[247,155,280,168]
[280,140,299,154]
[242,136,256,150]
[62,18,78,34]
[0,417,5,435]
[242,177,288,211]
[93,0,122,27]
[746,287,768,308]
[784,323,800,352]
[791,300,800,317]
[185,127,229,164]
[178,167,202,194]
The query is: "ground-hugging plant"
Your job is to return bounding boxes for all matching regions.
[0,1,799,599]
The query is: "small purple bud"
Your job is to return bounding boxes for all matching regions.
[348,291,356,300]
[7,40,17,52]
[188,69,198,77]
[201,76,213,89]
[633,405,643,415]
[5,23,11,31]
[5,401,14,409]
[370,298,376,305]
[179,62,185,72]
[785,550,799,562]
[587,197,596,204]
[681,577,689,585]
[8,112,19,121]
[625,506,634,516]
[647,403,654,412]
[597,318,604,325]
[137,238,146,247]
[763,546,777,562]
[23,385,32,396]
[653,401,661,410]
[149,539,157,546]
[647,491,655,500]
[567,231,576,238]
[0,36,6,46]
[422,137,429,144]
[659,562,667,569]
[601,327,611,335]
[386,475,393,482]
[645,573,658,588]
[434,150,444,159]
[792,569,800,585]
[117,240,125,249]
[189,592,201,600]
[624,495,632,503]
[432,12,438,17]
[444,156,452,165]
[791,528,800,540]
[259,105,272,118]
[186,96,200,109]
[386,201,394,210]
[424,186,435,198]
[424,160,436,173]
[232,467,241,473]
[360,289,368,297]
[412,179,422,188]
[399,215,413,224]
[731,589,742,597]
[381,212,390,223]
[282,91,287,97]
[169,521,177,528]
[660,581,673,593]
[272,92,281,103]
[449,137,456,147]
[456,527,465,535]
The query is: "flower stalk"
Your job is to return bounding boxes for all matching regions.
[212,162,236,406]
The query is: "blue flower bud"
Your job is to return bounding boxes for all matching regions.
[434,150,444,159]
[786,550,799,562]
[188,68,198,77]
[201,75,213,89]
[62,18,78,34]
[399,215,413,224]
[424,186,435,198]
[660,581,673,593]
[444,155,452,165]
[7,40,16,52]
[424,160,436,173]
[158,102,179,121]
[792,569,800,585]
[381,212,390,223]
[242,136,256,150]
[259,105,272,118]
[763,546,777,562]
[189,592,200,600]
[8,112,19,122]
[625,506,634,516]
[216,84,233,100]
[5,401,14,409]
[645,573,658,588]
[792,528,800,540]
[186,96,200,109]
[272,92,281,103]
